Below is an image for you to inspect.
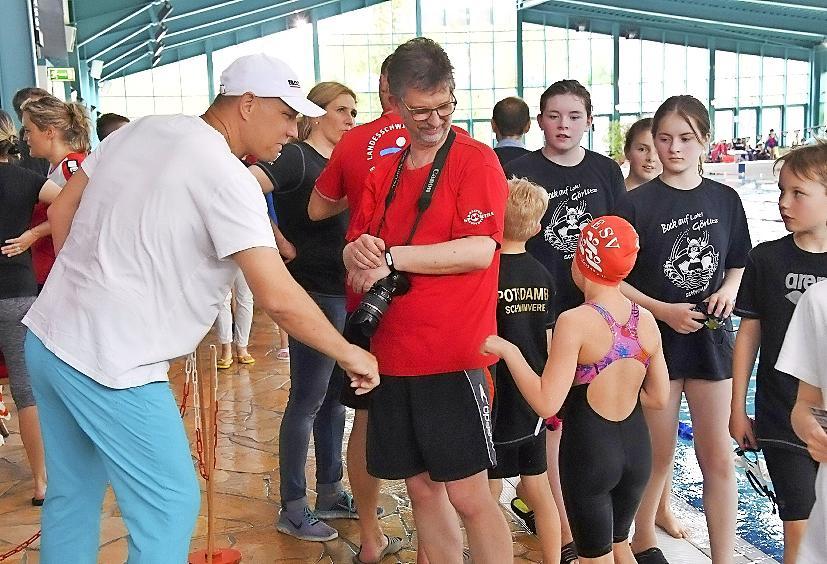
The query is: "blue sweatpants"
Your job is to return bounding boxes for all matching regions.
[25,332,200,563]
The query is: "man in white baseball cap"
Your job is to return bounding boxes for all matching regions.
[218,53,325,118]
[24,54,378,563]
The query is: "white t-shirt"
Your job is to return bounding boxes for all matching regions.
[776,279,827,564]
[23,115,276,389]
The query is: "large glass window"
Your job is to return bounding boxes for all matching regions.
[737,108,757,144]
[99,54,209,121]
[761,107,782,143]
[786,105,806,145]
[714,109,734,143]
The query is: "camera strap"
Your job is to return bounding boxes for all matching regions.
[374,129,456,245]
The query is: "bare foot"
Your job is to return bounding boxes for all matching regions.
[656,506,688,538]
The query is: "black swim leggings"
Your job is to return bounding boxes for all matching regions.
[559,385,652,558]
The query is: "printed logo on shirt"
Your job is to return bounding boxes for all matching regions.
[287,79,301,88]
[365,123,407,161]
[464,209,495,225]
[544,198,593,257]
[664,228,720,297]
[785,272,827,304]
[498,286,550,315]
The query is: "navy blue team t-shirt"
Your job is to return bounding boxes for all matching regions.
[735,235,827,451]
[618,176,751,380]
[504,149,627,319]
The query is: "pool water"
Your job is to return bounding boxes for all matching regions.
[672,162,787,561]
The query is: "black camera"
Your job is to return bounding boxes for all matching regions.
[349,271,411,338]
[692,302,726,330]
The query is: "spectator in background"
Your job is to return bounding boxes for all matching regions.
[11,88,51,176]
[0,108,62,506]
[492,96,531,167]
[96,113,130,141]
[766,129,779,158]
[250,81,361,542]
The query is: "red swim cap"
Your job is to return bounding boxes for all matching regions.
[575,216,639,285]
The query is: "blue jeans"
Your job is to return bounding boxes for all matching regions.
[279,292,347,506]
[24,332,200,563]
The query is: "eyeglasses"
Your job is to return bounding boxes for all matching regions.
[400,94,457,121]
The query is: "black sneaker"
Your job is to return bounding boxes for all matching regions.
[510,497,536,534]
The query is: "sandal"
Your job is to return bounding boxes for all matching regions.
[237,353,255,365]
[560,541,578,564]
[276,348,290,361]
[634,547,669,564]
[216,357,233,369]
[352,534,403,564]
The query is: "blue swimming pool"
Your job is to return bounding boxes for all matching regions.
[672,164,787,561]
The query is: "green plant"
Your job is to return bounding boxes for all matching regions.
[605,120,626,162]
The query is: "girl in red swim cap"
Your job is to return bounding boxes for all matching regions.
[484,215,670,564]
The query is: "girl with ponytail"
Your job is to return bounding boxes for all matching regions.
[19,96,92,287]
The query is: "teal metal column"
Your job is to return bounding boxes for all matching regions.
[0,1,38,119]
[810,44,826,129]
[612,22,619,122]
[205,39,215,100]
[516,9,524,98]
[708,38,715,127]
[312,13,321,83]
[415,0,422,37]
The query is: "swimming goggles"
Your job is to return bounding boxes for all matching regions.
[734,447,778,514]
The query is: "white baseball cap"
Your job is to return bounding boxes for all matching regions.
[219,54,325,117]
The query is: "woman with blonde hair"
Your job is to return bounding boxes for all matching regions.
[0,108,62,505]
[18,96,91,288]
[249,81,365,543]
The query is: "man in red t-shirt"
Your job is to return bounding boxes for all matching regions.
[311,55,412,563]
[344,38,510,562]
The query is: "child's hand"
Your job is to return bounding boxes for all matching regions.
[659,302,705,334]
[482,335,511,358]
[729,410,758,450]
[705,289,736,319]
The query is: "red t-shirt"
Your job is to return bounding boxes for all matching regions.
[315,111,409,214]
[316,112,409,311]
[348,133,507,376]
[31,153,86,284]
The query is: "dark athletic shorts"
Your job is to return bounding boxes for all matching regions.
[762,446,818,521]
[488,431,547,479]
[367,368,496,482]
[339,313,371,410]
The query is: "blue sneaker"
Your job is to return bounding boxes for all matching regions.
[315,490,360,519]
[276,506,338,541]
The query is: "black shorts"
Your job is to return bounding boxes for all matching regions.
[762,446,818,521]
[367,369,496,482]
[488,432,547,479]
[339,313,372,410]
[661,320,734,381]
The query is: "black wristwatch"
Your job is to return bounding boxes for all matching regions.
[384,250,396,271]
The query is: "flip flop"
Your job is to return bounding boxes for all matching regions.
[634,547,669,564]
[216,357,233,369]
[352,534,403,564]
[237,354,255,365]
[560,541,578,564]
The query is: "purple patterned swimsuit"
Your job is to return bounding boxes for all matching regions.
[574,302,651,385]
